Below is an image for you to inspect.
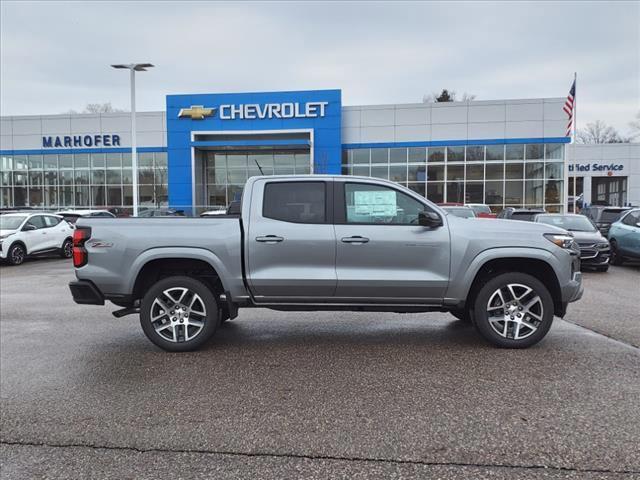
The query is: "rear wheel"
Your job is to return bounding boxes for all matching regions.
[7,244,26,266]
[609,240,624,266]
[60,238,73,259]
[472,272,554,349]
[140,276,219,352]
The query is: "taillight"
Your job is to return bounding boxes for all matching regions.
[72,227,91,268]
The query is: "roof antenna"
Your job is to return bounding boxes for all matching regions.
[254,158,264,175]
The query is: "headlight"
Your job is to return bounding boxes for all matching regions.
[596,242,609,249]
[544,233,575,249]
[0,233,15,240]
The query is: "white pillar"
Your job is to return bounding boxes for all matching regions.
[130,68,139,216]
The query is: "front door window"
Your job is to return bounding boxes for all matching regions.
[344,183,424,225]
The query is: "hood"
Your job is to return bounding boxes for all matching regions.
[0,229,17,237]
[569,230,607,244]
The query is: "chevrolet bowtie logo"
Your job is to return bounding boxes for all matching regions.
[178,105,215,120]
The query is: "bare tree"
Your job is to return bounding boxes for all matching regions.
[423,89,476,103]
[576,120,629,144]
[629,111,640,141]
[67,102,125,114]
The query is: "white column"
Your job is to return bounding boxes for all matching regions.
[130,68,139,216]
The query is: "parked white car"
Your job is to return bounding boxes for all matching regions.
[0,213,74,265]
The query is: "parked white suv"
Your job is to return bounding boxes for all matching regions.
[0,213,74,265]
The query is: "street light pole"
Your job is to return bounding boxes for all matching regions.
[111,63,154,216]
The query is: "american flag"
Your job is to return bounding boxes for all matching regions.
[564,80,576,137]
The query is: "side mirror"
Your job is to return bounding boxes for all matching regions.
[418,211,443,228]
[635,222,640,228]
[22,224,37,231]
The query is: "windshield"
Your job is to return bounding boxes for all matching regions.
[511,212,539,221]
[0,215,27,230]
[600,210,625,223]
[537,215,596,232]
[470,205,491,214]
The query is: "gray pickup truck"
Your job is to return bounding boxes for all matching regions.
[69,175,583,351]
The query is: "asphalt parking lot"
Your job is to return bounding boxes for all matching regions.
[1,258,639,479]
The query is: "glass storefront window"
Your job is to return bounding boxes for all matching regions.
[466,146,484,162]
[446,164,464,181]
[505,163,524,179]
[29,171,42,186]
[106,169,122,184]
[44,186,57,207]
[427,183,444,203]
[60,186,74,206]
[106,153,121,169]
[91,170,104,185]
[273,153,294,167]
[465,164,483,181]
[505,144,524,161]
[545,180,563,204]
[75,186,89,207]
[389,165,407,182]
[352,165,369,177]
[371,148,389,164]
[59,170,74,185]
[428,147,445,163]
[389,148,406,163]
[408,164,426,182]
[525,144,544,161]
[485,181,504,205]
[138,168,154,184]
[545,143,563,160]
[1,156,12,170]
[122,169,133,184]
[14,187,27,206]
[138,152,154,167]
[28,155,43,170]
[122,153,132,168]
[545,162,563,180]
[294,153,310,170]
[154,152,168,168]
[446,146,464,162]
[525,180,544,204]
[207,185,226,208]
[227,169,248,184]
[92,185,106,206]
[465,182,484,203]
[13,172,26,186]
[13,155,28,170]
[427,164,445,181]
[59,154,73,169]
[107,186,122,206]
[75,154,90,169]
[43,155,58,169]
[486,145,504,161]
[44,171,57,186]
[89,154,104,169]
[351,149,370,164]
[408,147,426,163]
[446,182,464,203]
[407,183,425,197]
[29,186,43,206]
[485,163,503,181]
[370,165,389,179]
[525,162,544,180]
[505,181,524,205]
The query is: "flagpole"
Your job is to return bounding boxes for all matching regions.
[572,72,577,213]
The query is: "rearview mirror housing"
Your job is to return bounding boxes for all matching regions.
[418,211,443,228]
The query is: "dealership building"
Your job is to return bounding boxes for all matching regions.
[1,89,638,213]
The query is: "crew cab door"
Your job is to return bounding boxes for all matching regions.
[246,179,337,300]
[333,181,450,303]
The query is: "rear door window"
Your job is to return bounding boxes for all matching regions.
[26,215,47,229]
[44,216,61,227]
[263,182,326,224]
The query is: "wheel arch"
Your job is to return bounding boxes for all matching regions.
[451,248,563,317]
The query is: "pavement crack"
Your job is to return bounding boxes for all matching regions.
[1,440,638,475]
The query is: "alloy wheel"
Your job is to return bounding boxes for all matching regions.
[63,240,73,258]
[486,283,543,340]
[11,246,25,265]
[149,287,207,343]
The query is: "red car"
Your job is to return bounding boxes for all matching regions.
[466,203,497,219]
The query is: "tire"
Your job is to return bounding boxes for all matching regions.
[450,308,472,323]
[60,238,73,259]
[139,276,219,352]
[472,272,554,349]
[7,243,26,266]
[609,240,624,266]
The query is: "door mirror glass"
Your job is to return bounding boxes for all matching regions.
[22,223,37,231]
[418,211,443,228]
[636,222,640,228]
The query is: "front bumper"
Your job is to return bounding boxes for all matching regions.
[69,280,105,305]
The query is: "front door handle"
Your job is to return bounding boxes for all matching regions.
[256,235,284,243]
[341,236,369,244]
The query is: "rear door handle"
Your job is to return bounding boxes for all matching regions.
[341,236,369,244]
[256,235,284,243]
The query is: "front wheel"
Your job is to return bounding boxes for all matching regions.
[609,240,624,266]
[472,272,554,349]
[140,276,219,352]
[7,244,26,266]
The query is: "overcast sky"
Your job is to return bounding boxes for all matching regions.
[1,1,638,134]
